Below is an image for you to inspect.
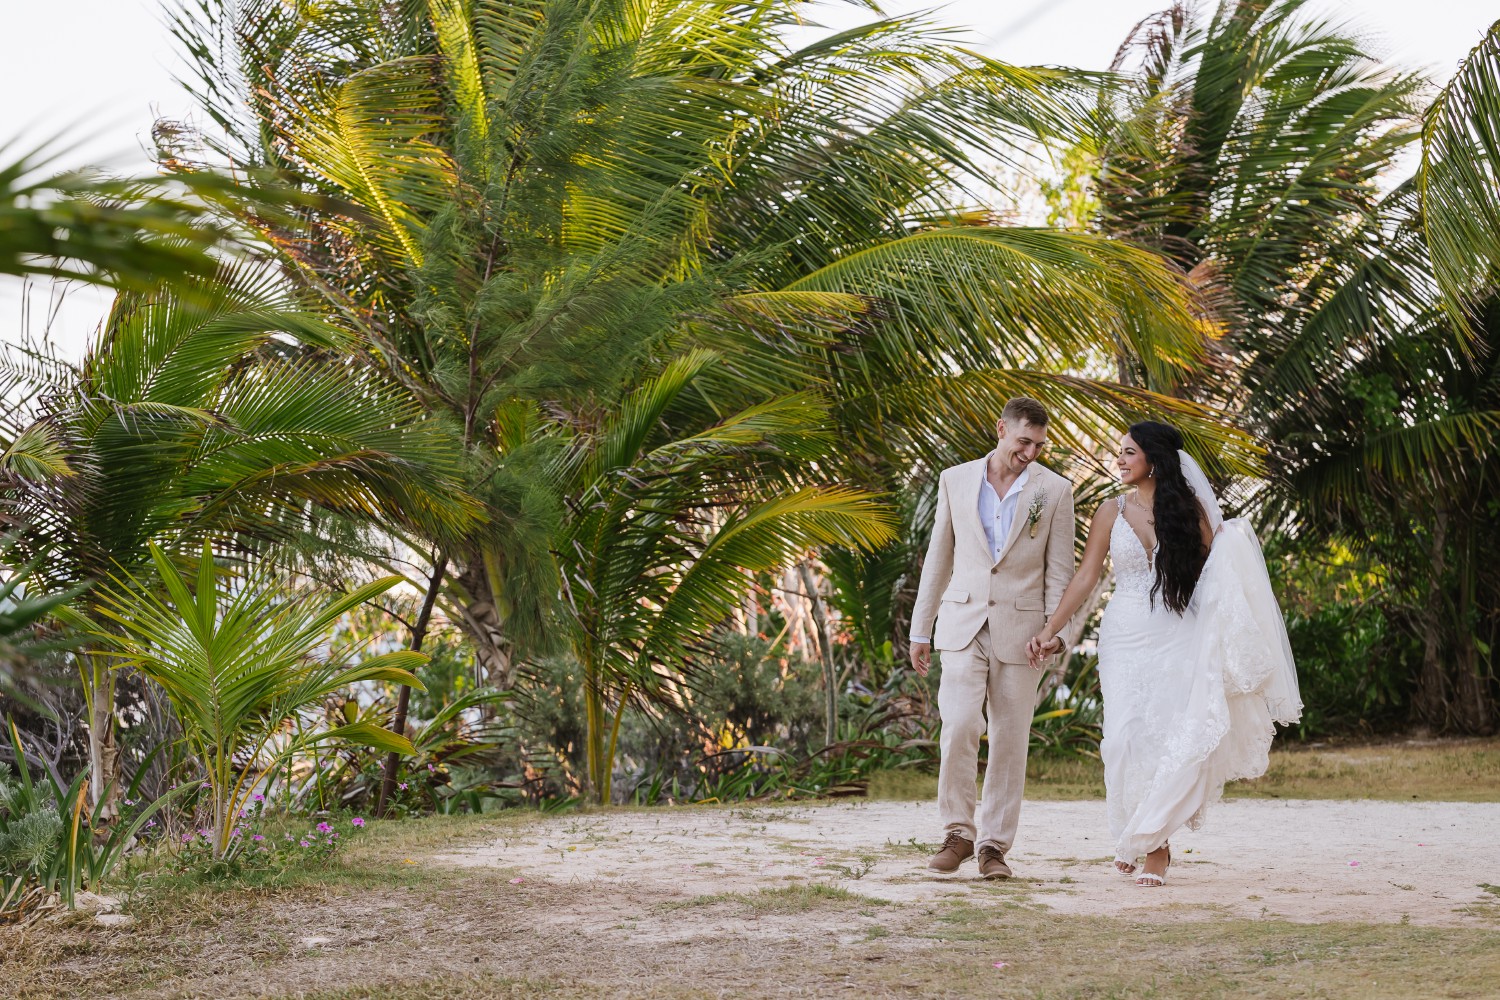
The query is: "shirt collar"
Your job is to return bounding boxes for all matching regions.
[981,458,1031,500]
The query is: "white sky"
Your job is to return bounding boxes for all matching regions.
[2,0,1495,359]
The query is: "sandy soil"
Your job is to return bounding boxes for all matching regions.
[434,798,1500,928]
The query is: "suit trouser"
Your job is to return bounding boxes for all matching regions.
[936,623,1040,853]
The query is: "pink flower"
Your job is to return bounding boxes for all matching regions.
[181,833,193,844]
[1347,861,1360,867]
[252,793,265,802]
[231,828,243,838]
[299,840,311,848]
[351,817,365,828]
[993,962,1009,970]
[253,834,265,842]
[509,877,524,885]
[398,783,408,791]
[316,822,332,833]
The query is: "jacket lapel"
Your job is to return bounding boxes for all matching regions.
[994,467,1045,566]
[958,459,991,560]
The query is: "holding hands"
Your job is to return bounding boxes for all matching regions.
[1026,633,1064,669]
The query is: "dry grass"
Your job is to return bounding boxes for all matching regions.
[1234,739,1500,802]
[5,800,1500,1000]
[867,738,1500,803]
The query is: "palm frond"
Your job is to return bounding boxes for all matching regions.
[1420,21,1500,336]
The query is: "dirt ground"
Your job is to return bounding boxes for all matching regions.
[436,797,1500,928]
[7,793,1500,998]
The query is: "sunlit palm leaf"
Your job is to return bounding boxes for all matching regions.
[1420,21,1500,335]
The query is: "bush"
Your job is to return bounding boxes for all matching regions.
[1265,535,1413,736]
[1,720,174,919]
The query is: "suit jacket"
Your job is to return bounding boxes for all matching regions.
[910,458,1076,663]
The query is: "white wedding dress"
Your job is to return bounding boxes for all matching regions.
[1096,477,1302,863]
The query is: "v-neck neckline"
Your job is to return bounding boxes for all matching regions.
[1117,498,1158,570]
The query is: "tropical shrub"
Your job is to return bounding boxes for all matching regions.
[78,544,428,857]
[1,721,173,919]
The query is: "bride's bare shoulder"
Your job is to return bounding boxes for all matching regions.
[1086,497,1119,536]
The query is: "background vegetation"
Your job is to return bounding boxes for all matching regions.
[2,0,1499,917]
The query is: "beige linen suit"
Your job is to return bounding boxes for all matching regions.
[911,458,1075,853]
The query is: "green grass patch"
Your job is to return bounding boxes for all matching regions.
[869,739,1500,803]
[666,882,886,915]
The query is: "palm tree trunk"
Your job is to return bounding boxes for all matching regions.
[798,562,838,746]
[603,681,632,804]
[583,663,607,803]
[376,553,448,816]
[1451,522,1495,734]
[453,562,517,690]
[84,656,120,823]
[1414,509,1455,730]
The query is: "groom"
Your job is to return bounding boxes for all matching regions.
[909,397,1076,878]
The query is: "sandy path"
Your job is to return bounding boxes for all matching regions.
[434,798,1500,928]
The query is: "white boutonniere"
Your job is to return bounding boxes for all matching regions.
[1026,490,1048,537]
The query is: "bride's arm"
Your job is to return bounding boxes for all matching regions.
[1029,501,1115,660]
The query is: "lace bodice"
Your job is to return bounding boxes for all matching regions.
[1109,496,1156,604]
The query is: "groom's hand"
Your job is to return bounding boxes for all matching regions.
[910,641,931,676]
[1026,634,1058,669]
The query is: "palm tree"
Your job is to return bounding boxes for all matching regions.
[554,352,896,800]
[1086,4,1500,733]
[1090,0,1425,404]
[165,0,1254,701]
[1271,22,1500,734]
[81,543,426,856]
[0,267,474,814]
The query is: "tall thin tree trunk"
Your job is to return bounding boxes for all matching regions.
[1414,510,1453,730]
[583,664,607,803]
[744,570,760,637]
[376,553,448,817]
[85,657,120,822]
[1452,522,1495,734]
[798,562,838,746]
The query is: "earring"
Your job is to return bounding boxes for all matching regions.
[1148,468,1155,478]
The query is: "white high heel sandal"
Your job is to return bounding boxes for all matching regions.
[1135,846,1170,887]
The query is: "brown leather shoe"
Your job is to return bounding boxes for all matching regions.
[978,845,1012,880]
[927,831,974,873]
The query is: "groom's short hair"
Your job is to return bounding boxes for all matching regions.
[1001,397,1049,428]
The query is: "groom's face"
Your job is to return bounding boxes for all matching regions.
[995,418,1046,474]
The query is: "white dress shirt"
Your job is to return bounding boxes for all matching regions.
[911,462,1030,644]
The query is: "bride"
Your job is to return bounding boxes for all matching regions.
[1027,421,1302,887]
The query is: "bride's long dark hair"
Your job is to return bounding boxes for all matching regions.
[1129,420,1207,615]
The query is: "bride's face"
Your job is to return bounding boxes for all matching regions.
[1117,434,1150,485]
